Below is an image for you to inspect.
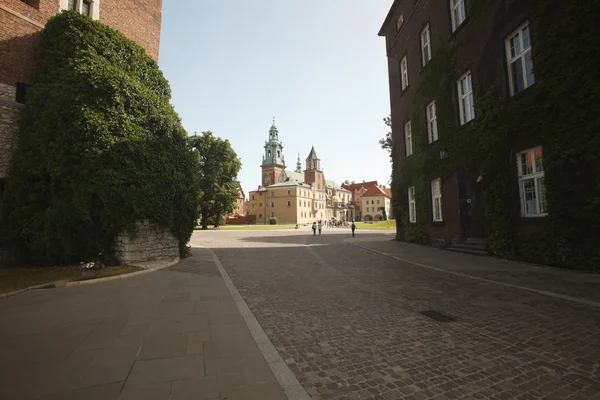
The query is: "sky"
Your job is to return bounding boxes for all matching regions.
[158,0,393,195]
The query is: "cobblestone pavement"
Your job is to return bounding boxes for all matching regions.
[191,228,600,400]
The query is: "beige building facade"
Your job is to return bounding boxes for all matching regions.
[361,185,393,221]
[247,121,350,225]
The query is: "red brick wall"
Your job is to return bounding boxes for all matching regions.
[100,0,163,62]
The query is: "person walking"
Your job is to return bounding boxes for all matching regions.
[318,220,323,235]
[312,222,317,236]
[351,220,356,237]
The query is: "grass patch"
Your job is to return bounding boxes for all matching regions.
[0,265,143,294]
[195,224,296,231]
[354,220,397,230]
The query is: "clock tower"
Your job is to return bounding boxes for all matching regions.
[261,119,285,187]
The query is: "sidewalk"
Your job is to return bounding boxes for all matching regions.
[0,248,288,400]
[348,236,600,305]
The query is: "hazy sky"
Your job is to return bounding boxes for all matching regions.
[158,0,393,195]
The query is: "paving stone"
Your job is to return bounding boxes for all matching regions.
[170,376,220,400]
[124,355,204,388]
[119,382,171,400]
[219,382,287,400]
[40,381,123,400]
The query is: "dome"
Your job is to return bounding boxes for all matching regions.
[331,195,339,202]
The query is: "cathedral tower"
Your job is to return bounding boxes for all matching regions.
[261,119,285,187]
[304,146,324,190]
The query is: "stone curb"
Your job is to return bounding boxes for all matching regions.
[346,240,600,309]
[65,256,180,287]
[202,246,311,400]
[0,282,57,300]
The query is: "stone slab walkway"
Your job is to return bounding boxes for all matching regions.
[349,236,600,305]
[0,248,286,400]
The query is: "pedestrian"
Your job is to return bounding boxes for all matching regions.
[318,220,322,235]
[351,220,356,237]
[312,221,317,236]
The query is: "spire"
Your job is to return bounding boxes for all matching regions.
[306,145,319,160]
[262,119,284,167]
[305,146,321,171]
[295,152,302,173]
[268,117,279,140]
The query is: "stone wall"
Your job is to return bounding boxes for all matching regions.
[113,219,179,264]
[0,85,21,179]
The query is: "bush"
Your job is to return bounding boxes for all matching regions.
[269,217,277,225]
[0,11,199,265]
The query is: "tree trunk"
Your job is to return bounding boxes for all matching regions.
[201,206,209,230]
[213,209,222,228]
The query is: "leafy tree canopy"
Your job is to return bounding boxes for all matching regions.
[0,11,199,264]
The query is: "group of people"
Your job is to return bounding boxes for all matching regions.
[311,219,357,237]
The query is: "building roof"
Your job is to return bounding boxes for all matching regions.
[283,169,304,183]
[384,187,392,198]
[378,0,399,36]
[269,180,311,188]
[306,146,319,160]
[341,180,379,192]
[362,185,391,198]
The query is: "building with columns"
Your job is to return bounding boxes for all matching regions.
[247,121,351,225]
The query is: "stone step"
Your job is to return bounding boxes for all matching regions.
[465,237,486,245]
[444,246,489,257]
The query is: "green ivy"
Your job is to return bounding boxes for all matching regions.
[0,11,200,265]
[391,0,600,270]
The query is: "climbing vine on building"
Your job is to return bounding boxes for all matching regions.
[0,11,200,265]
[390,0,600,269]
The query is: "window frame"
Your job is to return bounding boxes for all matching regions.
[396,13,404,32]
[450,0,466,32]
[505,22,535,96]
[404,121,413,157]
[426,101,438,143]
[517,146,547,217]
[457,71,475,125]
[400,56,409,91]
[82,0,91,16]
[431,178,443,222]
[421,24,432,66]
[408,186,416,223]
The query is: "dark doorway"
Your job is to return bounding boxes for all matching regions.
[458,173,484,239]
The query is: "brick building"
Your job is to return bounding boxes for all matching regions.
[0,0,163,188]
[378,0,539,247]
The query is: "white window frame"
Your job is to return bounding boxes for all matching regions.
[457,71,475,125]
[59,0,100,19]
[400,56,409,91]
[505,22,535,96]
[408,186,416,223]
[426,101,438,143]
[517,146,547,217]
[431,178,443,222]
[404,121,413,157]
[450,0,466,32]
[421,24,432,66]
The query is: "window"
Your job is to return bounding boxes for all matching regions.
[271,202,274,207]
[421,25,432,66]
[271,212,275,217]
[287,190,291,195]
[450,0,466,32]
[252,204,255,208]
[252,195,255,200]
[377,200,380,204]
[82,0,91,16]
[400,56,409,90]
[427,101,438,143]
[271,191,275,196]
[458,71,474,125]
[259,203,262,207]
[396,14,404,31]
[517,146,546,217]
[408,187,416,223]
[431,178,443,221]
[68,0,76,10]
[506,22,535,96]
[404,121,413,157]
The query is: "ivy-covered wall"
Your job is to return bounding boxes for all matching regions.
[0,11,200,265]
[390,0,600,270]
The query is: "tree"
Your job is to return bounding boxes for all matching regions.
[188,132,241,230]
[379,115,393,161]
[0,11,199,264]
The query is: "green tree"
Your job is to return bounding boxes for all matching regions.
[0,11,199,264]
[188,132,241,230]
[379,115,393,160]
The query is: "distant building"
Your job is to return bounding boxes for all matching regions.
[361,185,392,221]
[230,181,245,217]
[342,180,380,221]
[247,121,350,224]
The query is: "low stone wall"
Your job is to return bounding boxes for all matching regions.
[114,220,179,264]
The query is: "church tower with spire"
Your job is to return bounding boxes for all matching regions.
[304,146,324,190]
[261,119,285,187]
[295,153,302,173]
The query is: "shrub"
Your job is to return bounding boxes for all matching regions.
[269,217,277,225]
[0,11,199,265]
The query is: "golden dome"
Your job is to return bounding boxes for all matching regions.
[331,195,339,202]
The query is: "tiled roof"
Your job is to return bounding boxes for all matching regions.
[362,185,391,198]
[341,180,379,192]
